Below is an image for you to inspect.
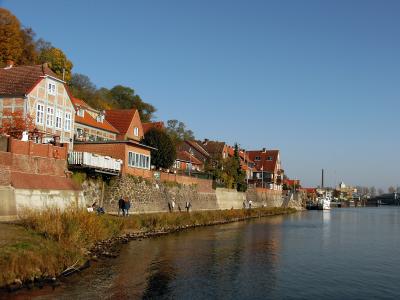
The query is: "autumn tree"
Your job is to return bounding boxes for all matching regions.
[142,128,176,169]
[37,46,73,82]
[166,119,195,145]
[0,111,35,139]
[0,8,24,65]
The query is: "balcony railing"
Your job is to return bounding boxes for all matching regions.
[68,151,122,175]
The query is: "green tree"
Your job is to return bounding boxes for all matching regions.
[0,8,24,65]
[166,119,195,145]
[218,144,247,191]
[37,46,73,81]
[107,85,156,122]
[142,128,176,169]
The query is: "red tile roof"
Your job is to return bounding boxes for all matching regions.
[248,150,280,173]
[0,64,60,96]
[71,98,119,134]
[105,109,137,135]
[142,121,165,134]
[176,150,202,165]
[71,97,92,110]
[11,172,81,190]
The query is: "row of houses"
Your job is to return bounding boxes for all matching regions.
[0,62,283,190]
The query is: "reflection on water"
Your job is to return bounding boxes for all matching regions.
[9,208,400,299]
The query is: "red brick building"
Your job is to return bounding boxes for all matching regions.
[247,149,283,190]
[72,107,153,177]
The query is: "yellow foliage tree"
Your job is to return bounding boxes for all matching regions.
[0,8,24,65]
[38,47,73,82]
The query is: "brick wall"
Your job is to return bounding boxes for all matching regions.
[160,173,213,193]
[0,151,67,178]
[9,138,67,159]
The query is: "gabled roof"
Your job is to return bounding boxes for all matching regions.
[105,109,138,135]
[201,140,226,157]
[0,64,60,96]
[248,150,280,173]
[185,140,210,158]
[176,150,203,165]
[71,98,119,134]
[142,121,165,134]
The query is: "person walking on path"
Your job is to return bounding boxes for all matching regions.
[248,200,253,209]
[185,201,192,212]
[171,199,176,212]
[124,198,131,216]
[118,197,125,216]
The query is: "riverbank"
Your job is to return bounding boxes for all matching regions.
[0,207,296,292]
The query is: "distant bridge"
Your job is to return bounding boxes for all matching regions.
[367,193,400,206]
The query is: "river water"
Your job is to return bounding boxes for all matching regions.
[11,207,400,299]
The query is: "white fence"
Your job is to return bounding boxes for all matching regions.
[68,152,122,174]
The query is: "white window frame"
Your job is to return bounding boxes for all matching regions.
[46,106,54,128]
[55,108,63,130]
[36,103,45,125]
[64,112,72,131]
[128,151,150,169]
[47,82,57,95]
[134,127,139,137]
[77,109,84,117]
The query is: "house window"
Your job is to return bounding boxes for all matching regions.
[36,103,44,125]
[255,156,261,161]
[55,109,63,129]
[48,82,56,95]
[76,128,84,138]
[77,109,84,117]
[46,106,54,127]
[176,161,181,168]
[128,151,150,169]
[267,156,273,161]
[134,127,139,137]
[96,115,104,123]
[64,112,72,131]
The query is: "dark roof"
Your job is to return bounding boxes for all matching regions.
[201,140,226,156]
[185,140,210,158]
[105,109,137,135]
[142,121,165,134]
[247,150,280,173]
[74,140,157,151]
[71,98,119,134]
[0,64,61,96]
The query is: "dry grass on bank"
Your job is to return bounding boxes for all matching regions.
[0,206,295,286]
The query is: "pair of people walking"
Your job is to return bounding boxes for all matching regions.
[118,197,131,216]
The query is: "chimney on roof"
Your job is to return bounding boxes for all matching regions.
[262,147,266,153]
[203,138,209,145]
[4,60,14,69]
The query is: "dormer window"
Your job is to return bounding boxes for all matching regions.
[134,127,139,137]
[48,82,56,95]
[96,115,104,123]
[77,109,84,117]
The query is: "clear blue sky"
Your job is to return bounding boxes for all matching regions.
[2,0,399,189]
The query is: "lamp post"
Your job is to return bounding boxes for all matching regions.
[189,147,193,177]
[261,165,264,189]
